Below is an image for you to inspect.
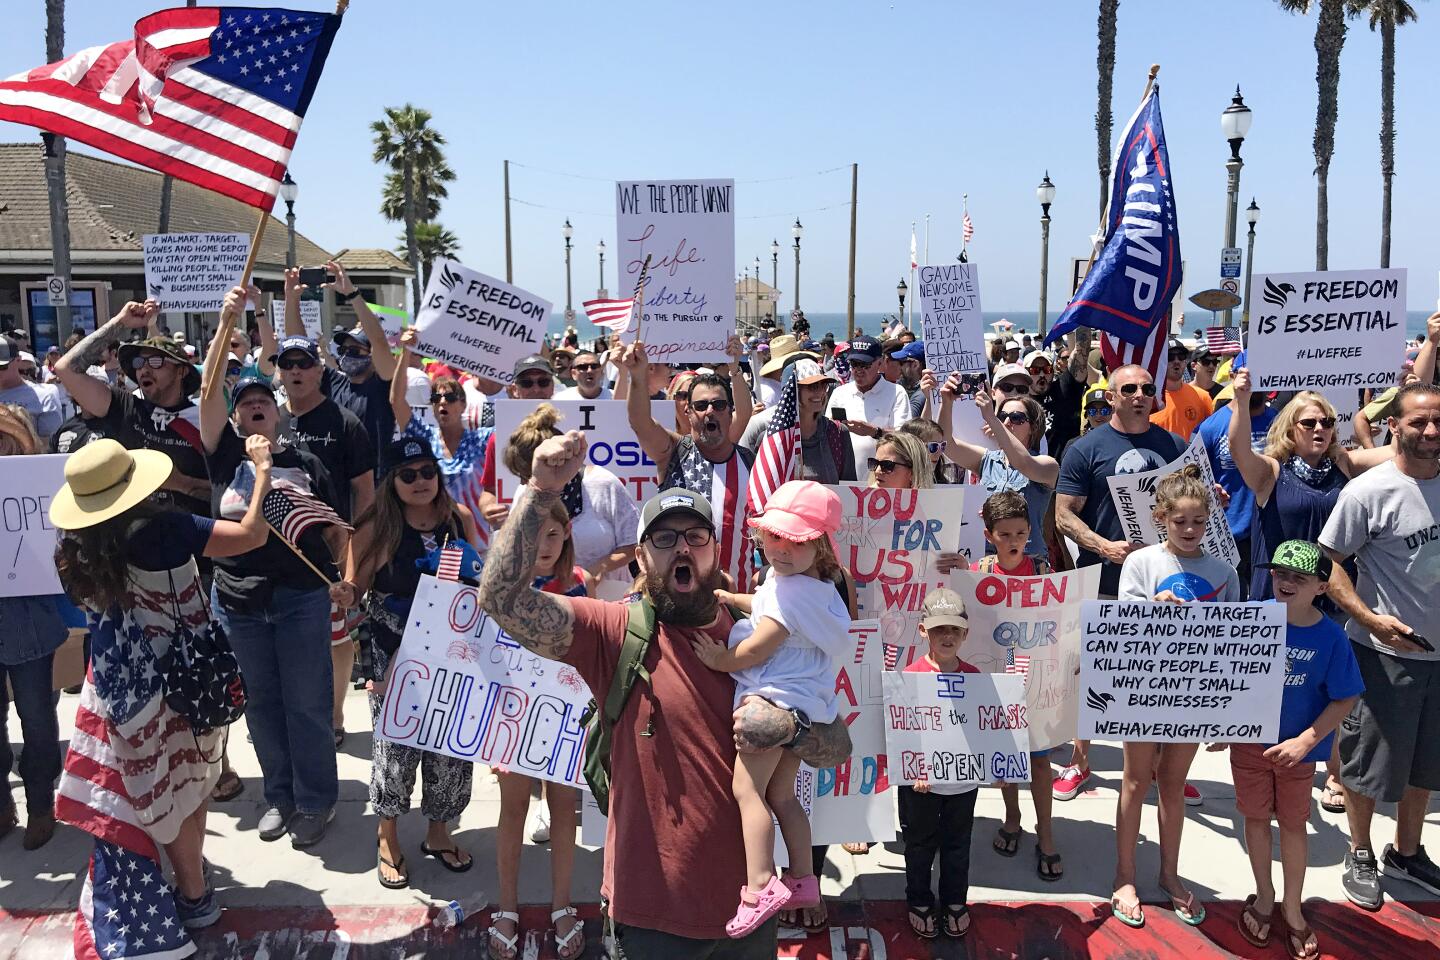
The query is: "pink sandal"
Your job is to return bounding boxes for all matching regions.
[783,873,821,909]
[726,876,792,938]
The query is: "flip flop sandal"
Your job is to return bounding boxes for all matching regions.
[1283,918,1320,960]
[993,825,1022,857]
[841,842,871,855]
[551,907,585,960]
[488,911,520,960]
[1110,893,1145,928]
[907,904,938,940]
[211,770,243,802]
[942,905,971,939]
[421,841,473,873]
[376,845,408,889]
[1035,844,1064,881]
[1320,783,1346,813]
[1237,894,1273,948]
[1164,888,1206,926]
[800,903,830,934]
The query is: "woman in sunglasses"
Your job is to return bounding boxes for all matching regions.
[899,418,953,485]
[866,430,934,490]
[332,438,481,892]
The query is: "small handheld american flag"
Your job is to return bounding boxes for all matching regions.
[1202,325,1243,356]
[582,297,634,332]
[435,544,464,581]
[1005,647,1031,679]
[262,484,347,544]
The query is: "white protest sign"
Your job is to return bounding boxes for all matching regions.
[272,298,323,342]
[413,258,549,384]
[488,399,671,507]
[828,485,970,647]
[376,575,592,786]
[368,302,409,348]
[1324,388,1362,451]
[882,672,1031,785]
[142,233,249,312]
[0,454,67,598]
[1077,599,1286,743]
[1248,268,1407,392]
[919,263,987,379]
[1106,433,1239,568]
[615,179,735,364]
[951,566,1100,751]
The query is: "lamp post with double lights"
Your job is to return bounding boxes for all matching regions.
[1036,172,1056,337]
[1220,86,1253,324]
[280,171,299,270]
[897,278,908,330]
[792,218,803,314]
[1242,199,1260,330]
[562,219,574,324]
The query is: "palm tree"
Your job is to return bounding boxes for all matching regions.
[43,0,75,342]
[371,105,450,309]
[401,222,461,288]
[380,152,454,223]
[1277,0,1357,269]
[1365,1,1419,267]
[1095,0,1120,217]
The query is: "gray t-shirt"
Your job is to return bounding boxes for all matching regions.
[1117,543,1241,603]
[1319,460,1440,661]
[0,381,61,440]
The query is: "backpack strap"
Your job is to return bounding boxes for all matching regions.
[603,598,655,726]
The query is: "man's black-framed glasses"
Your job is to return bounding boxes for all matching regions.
[645,526,714,550]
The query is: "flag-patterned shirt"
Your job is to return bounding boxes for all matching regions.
[660,436,755,590]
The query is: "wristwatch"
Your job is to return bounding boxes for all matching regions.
[781,707,812,749]
[335,289,360,303]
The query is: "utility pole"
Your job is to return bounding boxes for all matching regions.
[503,159,513,283]
[846,162,858,339]
[43,0,73,342]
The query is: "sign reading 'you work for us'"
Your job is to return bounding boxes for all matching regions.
[1077,599,1286,743]
[1248,268,1407,391]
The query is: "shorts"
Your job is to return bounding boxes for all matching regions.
[1230,743,1313,828]
[1339,642,1440,803]
[329,603,360,647]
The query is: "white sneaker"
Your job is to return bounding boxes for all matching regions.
[528,807,551,843]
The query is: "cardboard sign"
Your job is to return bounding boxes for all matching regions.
[375,576,593,787]
[1106,433,1239,568]
[951,566,1100,751]
[828,485,967,646]
[1077,599,1286,743]
[919,263,988,379]
[1248,268,1407,391]
[1325,387,1362,451]
[488,399,671,507]
[368,302,409,347]
[882,671,1031,785]
[412,259,550,383]
[0,453,67,598]
[142,233,249,313]
[272,298,323,342]
[615,179,735,364]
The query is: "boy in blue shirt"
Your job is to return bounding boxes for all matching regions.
[1224,540,1362,960]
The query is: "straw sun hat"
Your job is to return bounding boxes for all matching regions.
[48,439,173,531]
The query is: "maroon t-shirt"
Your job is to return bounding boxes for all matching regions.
[563,597,745,939]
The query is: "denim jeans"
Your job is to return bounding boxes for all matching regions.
[211,584,336,814]
[0,652,61,814]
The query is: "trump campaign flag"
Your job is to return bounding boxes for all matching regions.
[0,6,342,211]
[1045,83,1181,355]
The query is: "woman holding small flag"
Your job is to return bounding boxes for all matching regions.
[198,287,351,850]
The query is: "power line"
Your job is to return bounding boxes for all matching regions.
[507,160,850,186]
[510,196,852,220]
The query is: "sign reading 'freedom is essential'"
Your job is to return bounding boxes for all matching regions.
[1106,434,1239,569]
[412,259,550,384]
[919,263,988,379]
[615,179,735,365]
[1077,599,1286,743]
[143,233,249,312]
[1248,268,1407,391]
[882,671,1031,786]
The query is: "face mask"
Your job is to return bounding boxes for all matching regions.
[338,354,372,376]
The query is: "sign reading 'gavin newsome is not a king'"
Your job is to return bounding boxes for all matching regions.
[412,258,550,384]
[1247,268,1407,391]
[919,263,988,379]
[615,179,735,365]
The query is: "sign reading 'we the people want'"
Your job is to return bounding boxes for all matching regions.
[412,258,551,384]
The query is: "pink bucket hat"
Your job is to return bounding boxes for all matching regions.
[748,480,842,554]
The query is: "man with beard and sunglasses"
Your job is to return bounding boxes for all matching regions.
[476,434,852,957]
[1026,333,1090,455]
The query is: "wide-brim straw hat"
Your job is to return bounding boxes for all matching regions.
[48,438,173,530]
[759,334,818,378]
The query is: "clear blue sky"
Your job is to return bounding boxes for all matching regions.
[3,0,1438,316]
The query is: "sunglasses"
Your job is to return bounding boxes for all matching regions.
[1198,357,1220,366]
[691,398,731,413]
[515,376,553,390]
[396,463,438,483]
[1085,404,1112,417]
[1168,352,1190,362]
[997,411,1031,424]
[867,457,913,473]
[572,362,602,372]
[995,381,1029,395]
[673,390,691,402]
[1117,383,1158,397]
[1028,364,1053,375]
[430,391,463,404]
[129,355,172,370]
[338,347,370,358]
[925,440,947,454]
[1296,416,1337,430]
[645,526,714,550]
[277,354,317,370]
[848,358,875,369]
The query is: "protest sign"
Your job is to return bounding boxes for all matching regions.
[615,179,734,364]
[376,575,592,787]
[1106,433,1239,568]
[142,233,248,313]
[489,399,671,506]
[368,302,409,347]
[412,258,549,383]
[882,671,1031,786]
[0,454,67,598]
[919,263,987,380]
[828,485,970,646]
[1324,388,1361,451]
[271,298,323,342]
[951,566,1100,751]
[1077,599,1286,743]
[1248,268,1407,392]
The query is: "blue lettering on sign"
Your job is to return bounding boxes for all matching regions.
[936,674,967,700]
[587,440,653,469]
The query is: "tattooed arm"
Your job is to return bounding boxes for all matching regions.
[732,697,853,769]
[54,300,156,418]
[476,429,590,660]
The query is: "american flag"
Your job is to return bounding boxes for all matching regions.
[1005,647,1031,678]
[262,483,347,544]
[909,226,918,270]
[436,543,464,581]
[962,210,975,244]
[1100,319,1169,411]
[746,361,801,515]
[582,297,634,332]
[1203,325,1242,356]
[0,7,341,210]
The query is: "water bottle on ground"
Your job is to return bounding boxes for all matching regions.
[432,892,488,930]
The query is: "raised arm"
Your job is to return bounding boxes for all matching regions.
[618,341,678,470]
[329,260,397,381]
[1413,312,1440,387]
[54,301,156,418]
[939,375,986,473]
[475,430,588,659]
[203,434,275,557]
[282,268,309,338]
[390,328,417,430]
[724,334,753,443]
[252,290,278,378]
[1226,368,1280,501]
[976,390,1058,488]
[200,287,245,453]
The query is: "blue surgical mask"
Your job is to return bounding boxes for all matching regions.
[338,353,372,376]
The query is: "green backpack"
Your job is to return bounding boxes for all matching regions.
[580,598,656,815]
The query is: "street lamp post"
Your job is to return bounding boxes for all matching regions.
[897,278,908,330]
[1220,86,1253,325]
[280,171,299,270]
[562,219,574,325]
[1036,172,1056,338]
[792,219,803,314]
[1242,198,1260,330]
[770,239,780,303]
[596,240,606,298]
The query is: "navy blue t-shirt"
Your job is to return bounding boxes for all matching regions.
[127,512,216,571]
[1273,615,1364,763]
[1196,403,1277,543]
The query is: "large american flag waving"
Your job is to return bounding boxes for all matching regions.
[0,6,342,210]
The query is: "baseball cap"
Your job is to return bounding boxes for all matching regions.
[1022,350,1053,370]
[229,376,275,410]
[894,341,926,363]
[1003,338,1021,351]
[843,335,884,364]
[18,350,36,364]
[332,326,371,349]
[1258,540,1333,581]
[383,436,439,474]
[0,336,19,365]
[992,362,1032,387]
[514,354,552,376]
[921,587,970,630]
[637,488,714,542]
[747,480,841,552]
[1190,344,1215,362]
[789,357,838,387]
[1167,337,1189,357]
[272,335,319,361]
